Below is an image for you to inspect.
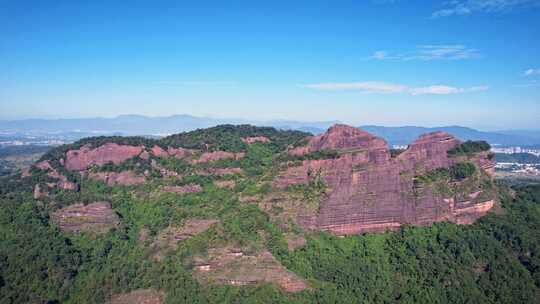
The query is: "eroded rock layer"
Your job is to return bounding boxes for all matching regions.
[88,171,146,186]
[65,143,144,171]
[152,219,218,260]
[51,202,119,233]
[193,151,245,164]
[276,124,495,235]
[193,248,307,292]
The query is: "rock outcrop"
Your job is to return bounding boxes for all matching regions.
[151,145,193,159]
[51,202,119,233]
[109,289,163,304]
[275,124,495,235]
[193,248,307,292]
[64,143,144,171]
[193,151,245,164]
[34,160,78,191]
[88,171,146,186]
[162,184,202,194]
[288,124,388,156]
[204,167,243,176]
[213,180,236,189]
[242,136,270,144]
[152,219,218,260]
[33,184,47,199]
[284,233,307,251]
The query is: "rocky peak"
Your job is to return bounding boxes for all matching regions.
[277,127,495,235]
[290,124,388,155]
[404,131,458,151]
[397,131,461,172]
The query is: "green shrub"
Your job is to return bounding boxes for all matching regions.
[448,140,490,156]
[450,162,476,180]
[161,124,308,152]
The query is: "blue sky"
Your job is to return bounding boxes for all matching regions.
[0,0,539,130]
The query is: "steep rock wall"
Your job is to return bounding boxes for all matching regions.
[276,124,495,235]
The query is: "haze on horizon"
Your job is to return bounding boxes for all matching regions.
[1,1,539,130]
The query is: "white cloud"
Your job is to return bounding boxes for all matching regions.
[412,45,479,60]
[302,81,408,93]
[432,0,540,18]
[370,45,479,61]
[524,68,540,76]
[303,81,488,95]
[409,85,488,95]
[371,51,389,60]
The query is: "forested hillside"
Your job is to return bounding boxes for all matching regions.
[0,125,538,304]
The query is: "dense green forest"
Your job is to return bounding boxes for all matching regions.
[1,180,539,303]
[0,127,539,303]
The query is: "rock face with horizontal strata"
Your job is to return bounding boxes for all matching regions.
[65,143,144,171]
[51,202,119,233]
[152,219,218,260]
[275,124,495,235]
[289,124,388,156]
[193,248,307,292]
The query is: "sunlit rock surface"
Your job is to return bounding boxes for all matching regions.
[276,124,495,235]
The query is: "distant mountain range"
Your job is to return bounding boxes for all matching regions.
[0,115,337,137]
[0,114,538,147]
[358,126,540,147]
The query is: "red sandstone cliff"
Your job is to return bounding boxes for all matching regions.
[64,143,144,171]
[32,124,495,236]
[276,124,496,235]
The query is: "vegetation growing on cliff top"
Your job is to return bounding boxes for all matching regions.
[448,140,491,156]
[161,125,308,152]
[415,162,477,184]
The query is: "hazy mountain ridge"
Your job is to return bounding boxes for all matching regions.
[0,115,538,146]
[359,125,539,146]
